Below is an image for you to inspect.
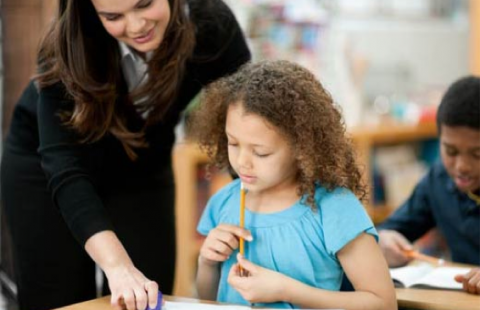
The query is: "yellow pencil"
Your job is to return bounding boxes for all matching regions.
[239,182,246,276]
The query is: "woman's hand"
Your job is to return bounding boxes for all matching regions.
[105,264,159,310]
[378,230,413,267]
[455,268,480,295]
[84,231,160,310]
[227,254,286,304]
[199,224,252,266]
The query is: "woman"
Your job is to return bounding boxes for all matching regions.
[0,0,250,309]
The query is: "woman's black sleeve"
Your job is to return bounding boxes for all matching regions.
[37,83,114,245]
[190,0,252,84]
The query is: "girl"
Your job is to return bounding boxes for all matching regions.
[188,60,397,309]
[0,0,250,309]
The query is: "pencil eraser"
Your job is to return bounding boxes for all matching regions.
[146,291,163,310]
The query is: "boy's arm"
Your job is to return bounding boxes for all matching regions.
[196,256,221,300]
[378,171,436,242]
[378,229,414,267]
[282,233,397,310]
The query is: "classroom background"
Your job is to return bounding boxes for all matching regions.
[0,0,479,308]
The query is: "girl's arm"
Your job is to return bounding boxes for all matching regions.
[282,233,397,310]
[196,224,253,300]
[196,256,221,300]
[230,233,397,310]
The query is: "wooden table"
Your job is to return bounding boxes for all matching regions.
[54,295,219,310]
[54,290,480,310]
[396,288,480,310]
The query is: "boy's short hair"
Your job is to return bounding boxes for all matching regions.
[437,76,480,131]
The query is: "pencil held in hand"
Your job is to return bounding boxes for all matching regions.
[403,249,445,266]
[239,182,246,276]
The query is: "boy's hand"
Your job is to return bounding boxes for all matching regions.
[199,224,252,266]
[378,230,414,267]
[455,268,480,294]
[227,254,286,303]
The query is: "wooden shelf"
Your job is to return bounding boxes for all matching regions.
[350,121,437,145]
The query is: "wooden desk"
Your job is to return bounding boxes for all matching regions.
[54,295,219,310]
[396,288,480,310]
[54,290,480,310]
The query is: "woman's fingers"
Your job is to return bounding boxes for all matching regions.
[134,286,148,310]
[122,290,136,310]
[110,294,124,310]
[145,281,160,309]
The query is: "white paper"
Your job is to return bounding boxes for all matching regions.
[163,301,251,310]
[390,263,471,290]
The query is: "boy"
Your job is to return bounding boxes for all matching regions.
[378,76,480,295]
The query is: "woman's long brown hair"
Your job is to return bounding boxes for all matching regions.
[36,0,195,159]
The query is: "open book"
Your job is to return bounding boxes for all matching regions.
[389,263,471,290]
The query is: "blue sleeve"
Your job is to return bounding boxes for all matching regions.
[321,188,377,256]
[377,169,435,242]
[197,197,218,237]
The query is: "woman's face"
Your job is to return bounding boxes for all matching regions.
[91,0,171,55]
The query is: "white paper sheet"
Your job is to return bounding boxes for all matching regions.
[163,301,343,310]
[163,301,251,310]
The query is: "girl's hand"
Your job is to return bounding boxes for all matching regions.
[455,268,480,294]
[378,230,413,267]
[105,264,159,310]
[227,254,286,303]
[200,224,252,266]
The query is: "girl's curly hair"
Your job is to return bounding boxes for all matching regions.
[187,60,367,207]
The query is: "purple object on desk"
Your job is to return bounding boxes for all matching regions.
[146,291,163,310]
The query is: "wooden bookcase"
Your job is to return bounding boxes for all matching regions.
[172,121,437,297]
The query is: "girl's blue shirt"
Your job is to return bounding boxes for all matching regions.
[197,179,377,308]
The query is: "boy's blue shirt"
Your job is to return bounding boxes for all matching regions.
[197,179,377,309]
[379,160,480,265]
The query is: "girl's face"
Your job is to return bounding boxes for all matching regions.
[91,0,171,55]
[440,125,480,193]
[226,103,298,195]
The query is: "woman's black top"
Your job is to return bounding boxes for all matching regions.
[4,0,251,245]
